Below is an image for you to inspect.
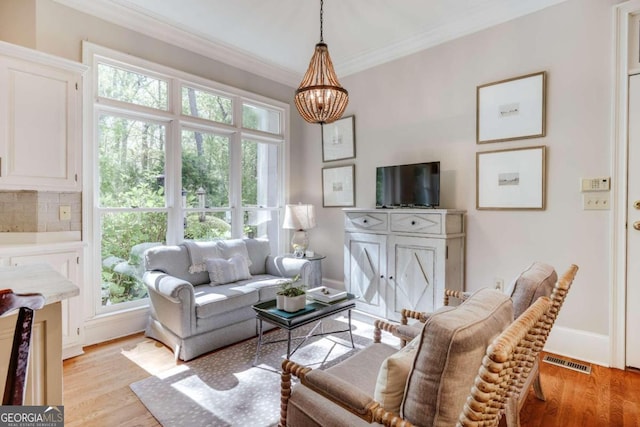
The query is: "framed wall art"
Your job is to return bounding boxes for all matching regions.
[476,71,546,144]
[476,146,546,210]
[322,115,355,162]
[322,164,355,207]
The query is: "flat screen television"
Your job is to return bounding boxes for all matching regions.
[376,161,440,208]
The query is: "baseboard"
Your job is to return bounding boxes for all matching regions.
[62,345,84,360]
[545,325,610,367]
[83,306,149,346]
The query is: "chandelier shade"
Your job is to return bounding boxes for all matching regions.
[294,0,348,125]
[295,43,349,124]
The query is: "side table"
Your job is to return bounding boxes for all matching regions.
[288,253,325,286]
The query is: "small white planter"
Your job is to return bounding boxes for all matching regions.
[276,294,285,310]
[283,294,306,312]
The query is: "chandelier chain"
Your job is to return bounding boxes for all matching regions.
[320,0,324,42]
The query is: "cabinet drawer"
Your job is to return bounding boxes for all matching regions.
[390,213,442,234]
[344,212,388,231]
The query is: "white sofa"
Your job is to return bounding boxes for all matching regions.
[143,238,311,361]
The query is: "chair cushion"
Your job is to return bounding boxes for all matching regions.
[374,335,420,413]
[401,288,513,427]
[206,255,251,285]
[507,262,557,318]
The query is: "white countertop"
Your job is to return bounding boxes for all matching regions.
[0,263,79,304]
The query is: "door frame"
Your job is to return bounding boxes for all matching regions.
[611,0,640,369]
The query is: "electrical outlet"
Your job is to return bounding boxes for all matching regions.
[494,278,504,291]
[59,205,71,221]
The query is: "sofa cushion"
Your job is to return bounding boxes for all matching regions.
[374,335,420,413]
[206,255,251,285]
[243,238,271,275]
[401,288,513,427]
[239,275,284,301]
[507,262,557,318]
[194,284,259,318]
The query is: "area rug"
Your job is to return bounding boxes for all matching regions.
[130,316,379,427]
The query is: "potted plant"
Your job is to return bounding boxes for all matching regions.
[276,275,306,312]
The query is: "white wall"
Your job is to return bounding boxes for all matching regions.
[295,0,621,363]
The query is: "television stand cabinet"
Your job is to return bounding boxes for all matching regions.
[343,209,465,321]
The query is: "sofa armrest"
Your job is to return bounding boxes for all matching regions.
[265,255,311,284]
[143,271,194,302]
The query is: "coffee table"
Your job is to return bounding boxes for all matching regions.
[252,293,357,365]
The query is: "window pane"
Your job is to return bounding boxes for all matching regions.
[100,211,167,306]
[184,212,231,240]
[182,86,233,124]
[97,63,168,110]
[244,208,279,246]
[182,130,230,208]
[242,139,279,207]
[98,115,166,208]
[243,103,281,134]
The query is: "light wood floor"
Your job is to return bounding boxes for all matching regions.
[63,333,640,427]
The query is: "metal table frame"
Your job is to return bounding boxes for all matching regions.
[252,294,356,365]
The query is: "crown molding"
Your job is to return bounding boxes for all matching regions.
[52,0,301,87]
[337,0,568,76]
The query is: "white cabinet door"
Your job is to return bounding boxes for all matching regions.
[0,54,82,190]
[10,251,83,358]
[387,235,442,321]
[344,232,387,317]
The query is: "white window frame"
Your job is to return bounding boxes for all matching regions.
[83,42,289,319]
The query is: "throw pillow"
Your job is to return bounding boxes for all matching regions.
[374,335,421,413]
[206,254,252,285]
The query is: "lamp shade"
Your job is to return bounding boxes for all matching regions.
[283,204,316,230]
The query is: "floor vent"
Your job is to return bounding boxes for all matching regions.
[542,355,592,374]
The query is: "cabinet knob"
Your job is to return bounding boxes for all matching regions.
[363,219,368,223]
[380,275,384,278]
[389,276,394,280]
[411,220,416,225]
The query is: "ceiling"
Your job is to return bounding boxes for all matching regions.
[55,0,567,86]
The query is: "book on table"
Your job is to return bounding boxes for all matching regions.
[306,286,348,303]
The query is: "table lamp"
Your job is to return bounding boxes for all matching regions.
[283,204,316,256]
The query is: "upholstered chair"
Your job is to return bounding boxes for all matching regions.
[280,288,514,426]
[505,263,579,427]
[279,289,554,427]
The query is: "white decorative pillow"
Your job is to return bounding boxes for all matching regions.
[206,254,251,286]
[374,335,420,413]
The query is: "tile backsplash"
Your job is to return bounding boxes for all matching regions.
[0,191,81,232]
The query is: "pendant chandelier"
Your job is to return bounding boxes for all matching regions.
[294,0,349,125]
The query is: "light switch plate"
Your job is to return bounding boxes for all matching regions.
[583,193,610,210]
